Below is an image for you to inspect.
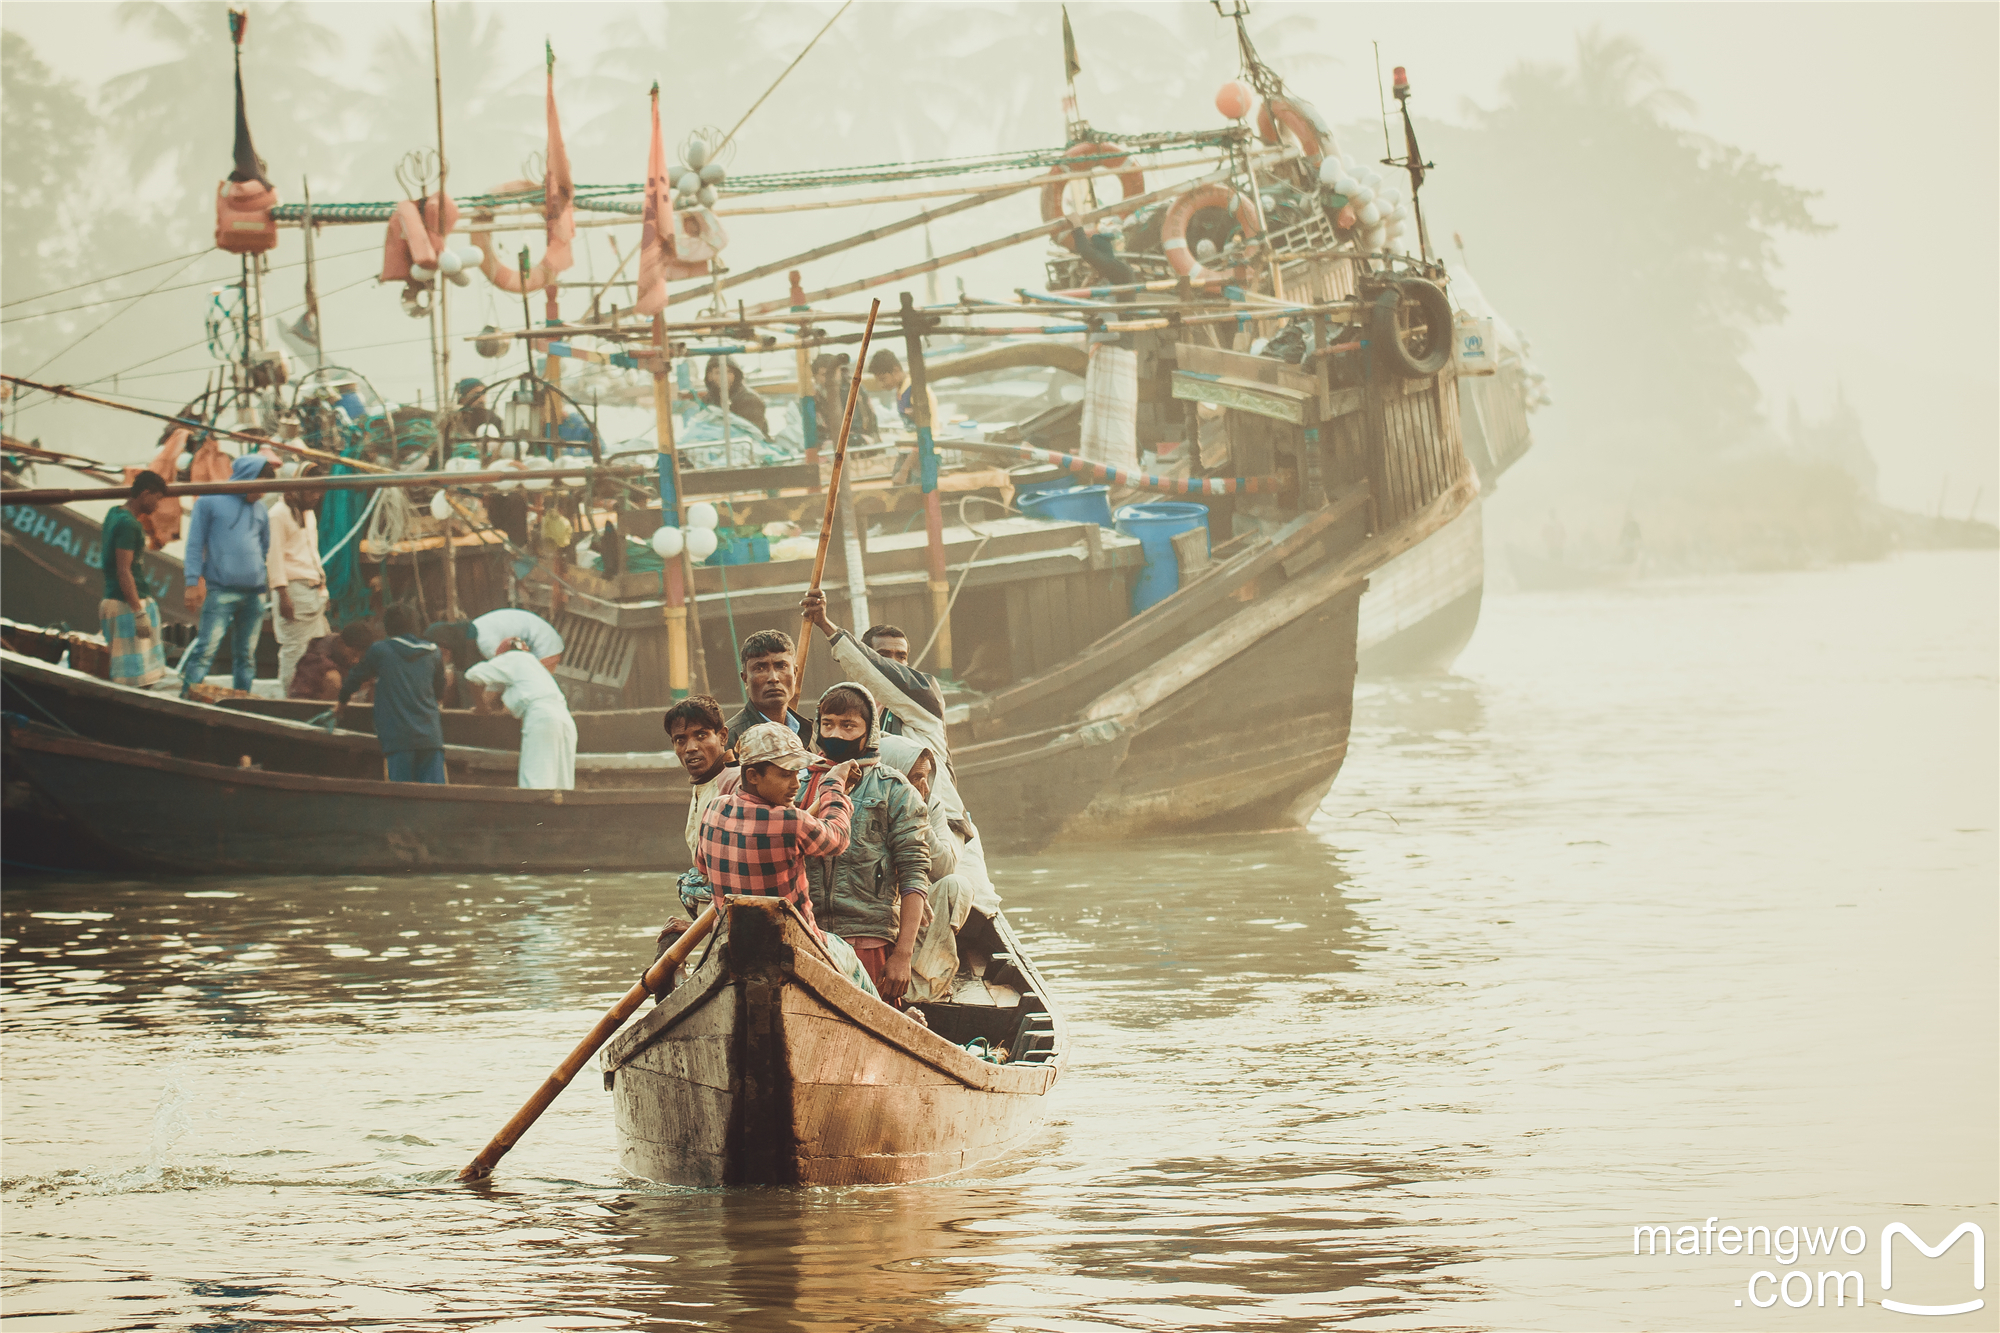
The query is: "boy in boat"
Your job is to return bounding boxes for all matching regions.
[725,629,809,750]
[799,682,938,1004]
[98,471,171,688]
[336,603,447,784]
[695,722,857,936]
[289,622,377,701]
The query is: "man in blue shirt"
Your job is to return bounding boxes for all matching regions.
[179,454,273,697]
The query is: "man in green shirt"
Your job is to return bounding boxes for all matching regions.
[99,472,170,687]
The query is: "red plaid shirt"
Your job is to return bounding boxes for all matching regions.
[695,777,852,935]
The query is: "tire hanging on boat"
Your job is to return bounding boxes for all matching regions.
[1369,277,1453,378]
[1159,183,1262,285]
[1040,142,1146,251]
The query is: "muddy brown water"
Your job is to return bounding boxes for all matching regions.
[4,551,1994,1331]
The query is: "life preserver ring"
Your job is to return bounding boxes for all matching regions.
[215,179,278,255]
[1256,94,1338,188]
[1160,184,1262,284]
[1040,142,1145,251]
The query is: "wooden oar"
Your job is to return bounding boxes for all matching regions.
[456,903,720,1182]
[792,297,881,690]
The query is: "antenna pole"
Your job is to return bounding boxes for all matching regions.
[430,0,460,617]
[1374,42,1393,159]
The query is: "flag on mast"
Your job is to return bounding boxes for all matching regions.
[635,82,673,316]
[1062,5,1081,81]
[542,41,575,276]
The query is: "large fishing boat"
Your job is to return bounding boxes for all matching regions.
[3,3,1492,852]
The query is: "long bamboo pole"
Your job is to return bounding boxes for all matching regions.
[431,0,461,618]
[899,291,950,674]
[792,298,880,688]
[1,463,648,507]
[456,904,719,1182]
[651,312,689,702]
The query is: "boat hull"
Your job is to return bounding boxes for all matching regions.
[1,721,690,875]
[1356,495,1486,676]
[603,898,1061,1187]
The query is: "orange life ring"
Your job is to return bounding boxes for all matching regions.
[1160,183,1261,283]
[1040,142,1145,251]
[1256,94,1336,174]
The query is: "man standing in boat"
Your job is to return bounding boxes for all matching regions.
[97,471,171,689]
[726,629,810,750]
[266,467,328,699]
[337,603,448,784]
[178,454,275,699]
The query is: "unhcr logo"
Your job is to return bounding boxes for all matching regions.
[1628,1218,1986,1315]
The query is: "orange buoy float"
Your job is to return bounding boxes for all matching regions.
[1040,142,1146,250]
[1214,80,1253,122]
[215,180,278,255]
[1159,183,1262,284]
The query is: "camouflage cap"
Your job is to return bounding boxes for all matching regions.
[737,721,812,772]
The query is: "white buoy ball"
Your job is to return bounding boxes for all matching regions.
[1366,225,1388,251]
[686,501,719,530]
[436,249,462,275]
[1362,169,1383,188]
[650,525,685,558]
[521,455,552,491]
[429,491,452,521]
[1331,175,1360,198]
[683,137,710,169]
[699,162,726,185]
[492,458,522,491]
[676,171,701,196]
[1317,158,1344,188]
[1392,203,1412,224]
[697,184,718,207]
[1194,237,1219,260]
[1358,202,1382,227]
[410,264,436,284]
[1377,187,1402,210]
[684,526,718,561]
[444,455,478,473]
[1348,185,1374,207]
[447,269,471,287]
[176,452,194,472]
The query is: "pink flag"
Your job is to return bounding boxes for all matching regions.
[635,82,672,317]
[542,42,575,276]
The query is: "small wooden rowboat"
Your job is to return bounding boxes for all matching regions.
[601,896,1064,1187]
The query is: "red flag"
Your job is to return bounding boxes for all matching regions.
[542,42,575,276]
[635,83,672,316]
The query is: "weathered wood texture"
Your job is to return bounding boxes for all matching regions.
[604,897,1062,1187]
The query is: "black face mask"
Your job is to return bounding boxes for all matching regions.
[818,733,864,763]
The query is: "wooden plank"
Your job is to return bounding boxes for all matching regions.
[1175,343,1319,398]
[1024,576,1057,674]
[1003,584,1035,683]
[1322,385,1364,420]
[1170,372,1312,425]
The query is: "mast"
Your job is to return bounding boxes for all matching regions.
[430,0,460,617]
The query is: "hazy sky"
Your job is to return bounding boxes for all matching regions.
[4,1,1994,518]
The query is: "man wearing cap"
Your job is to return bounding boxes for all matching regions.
[695,722,857,937]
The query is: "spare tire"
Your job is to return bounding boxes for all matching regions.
[1371,277,1453,378]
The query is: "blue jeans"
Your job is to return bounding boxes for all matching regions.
[180,586,266,693]
[384,748,446,784]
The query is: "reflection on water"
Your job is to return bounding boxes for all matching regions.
[3,552,1994,1331]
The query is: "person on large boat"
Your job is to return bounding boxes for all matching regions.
[426,608,564,704]
[289,622,376,701]
[178,454,274,699]
[725,629,809,749]
[124,420,192,547]
[701,357,769,437]
[798,682,941,1006]
[811,351,878,443]
[799,587,1000,914]
[463,640,577,790]
[866,349,939,431]
[337,603,447,784]
[695,722,855,932]
[98,471,170,689]
[453,378,503,435]
[266,468,328,696]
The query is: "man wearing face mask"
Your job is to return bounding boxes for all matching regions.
[797,681,931,1004]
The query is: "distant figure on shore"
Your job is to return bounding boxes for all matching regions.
[98,471,170,688]
[338,603,447,784]
[1618,513,1644,565]
[464,639,577,790]
[1542,509,1568,562]
[289,622,377,701]
[179,454,274,699]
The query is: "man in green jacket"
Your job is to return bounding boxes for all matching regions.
[798,681,931,1004]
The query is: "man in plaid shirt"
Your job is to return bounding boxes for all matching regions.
[696,722,857,936]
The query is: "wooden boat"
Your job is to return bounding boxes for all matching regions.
[1,718,690,874]
[602,895,1063,1186]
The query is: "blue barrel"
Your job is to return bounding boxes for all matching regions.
[1115,502,1210,612]
[1018,484,1113,528]
[1008,464,1073,504]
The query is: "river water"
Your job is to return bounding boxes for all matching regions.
[4,550,1994,1332]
